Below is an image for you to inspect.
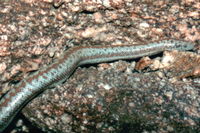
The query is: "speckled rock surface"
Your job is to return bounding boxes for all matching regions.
[0,0,199,133]
[22,51,200,133]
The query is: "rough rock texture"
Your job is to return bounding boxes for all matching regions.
[22,51,200,133]
[0,0,199,133]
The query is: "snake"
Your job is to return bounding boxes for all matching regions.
[0,39,195,132]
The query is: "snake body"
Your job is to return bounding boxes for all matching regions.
[0,40,195,132]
